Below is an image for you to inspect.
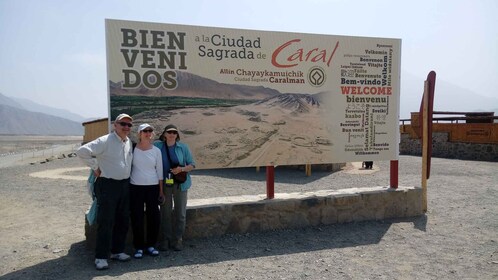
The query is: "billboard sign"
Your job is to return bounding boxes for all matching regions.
[106,19,401,169]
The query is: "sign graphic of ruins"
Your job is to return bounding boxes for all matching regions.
[106,19,401,169]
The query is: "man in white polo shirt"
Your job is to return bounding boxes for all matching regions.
[77,113,134,270]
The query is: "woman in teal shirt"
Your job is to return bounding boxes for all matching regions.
[154,124,195,251]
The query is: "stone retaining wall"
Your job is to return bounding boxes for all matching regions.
[400,132,498,161]
[185,186,422,238]
[85,186,423,248]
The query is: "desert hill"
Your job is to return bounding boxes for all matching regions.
[110,71,280,100]
[0,104,83,135]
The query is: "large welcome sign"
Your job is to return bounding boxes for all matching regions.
[106,19,401,169]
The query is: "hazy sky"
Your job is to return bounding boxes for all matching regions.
[1,0,497,118]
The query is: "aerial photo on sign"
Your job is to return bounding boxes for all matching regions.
[105,19,401,169]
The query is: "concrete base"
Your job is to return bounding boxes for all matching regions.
[185,186,423,238]
[85,186,423,248]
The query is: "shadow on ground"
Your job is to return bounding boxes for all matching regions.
[1,215,427,279]
[192,166,338,184]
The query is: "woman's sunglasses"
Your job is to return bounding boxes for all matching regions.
[166,131,178,134]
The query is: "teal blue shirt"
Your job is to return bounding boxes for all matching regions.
[154,141,195,191]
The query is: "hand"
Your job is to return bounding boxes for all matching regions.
[171,166,182,175]
[93,168,101,177]
[158,193,165,205]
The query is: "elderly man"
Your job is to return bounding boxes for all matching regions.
[77,113,134,270]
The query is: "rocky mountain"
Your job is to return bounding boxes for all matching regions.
[0,93,83,135]
[10,96,85,122]
[110,71,281,100]
[0,93,24,109]
[0,92,86,121]
[400,72,498,119]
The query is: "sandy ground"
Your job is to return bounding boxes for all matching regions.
[134,104,335,169]
[0,135,81,168]
[0,149,497,279]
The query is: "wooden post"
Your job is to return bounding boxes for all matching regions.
[421,81,429,212]
[305,164,311,176]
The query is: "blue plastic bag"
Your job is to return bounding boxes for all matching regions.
[87,170,96,198]
[86,199,98,225]
[86,170,98,225]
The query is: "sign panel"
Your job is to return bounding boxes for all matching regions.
[106,19,401,169]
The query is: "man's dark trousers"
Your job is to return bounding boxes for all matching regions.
[94,177,130,259]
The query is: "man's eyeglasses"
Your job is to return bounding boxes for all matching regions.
[118,122,133,127]
[166,131,178,134]
[142,129,153,133]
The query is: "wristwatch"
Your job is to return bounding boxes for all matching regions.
[181,167,184,172]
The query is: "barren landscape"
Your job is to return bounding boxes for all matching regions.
[0,135,81,156]
[133,99,334,169]
[0,136,497,279]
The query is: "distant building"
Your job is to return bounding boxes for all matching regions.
[82,118,108,144]
[399,111,498,161]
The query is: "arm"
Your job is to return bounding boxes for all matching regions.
[183,144,195,172]
[181,164,193,172]
[173,144,195,174]
[76,136,107,176]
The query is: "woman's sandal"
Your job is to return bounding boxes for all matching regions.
[147,247,159,256]
[134,249,143,259]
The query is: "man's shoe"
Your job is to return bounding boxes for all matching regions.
[95,258,109,270]
[173,239,183,251]
[110,252,131,262]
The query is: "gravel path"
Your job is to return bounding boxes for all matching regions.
[0,155,497,279]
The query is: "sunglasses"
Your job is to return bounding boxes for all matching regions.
[166,131,178,134]
[118,122,133,127]
[142,129,153,133]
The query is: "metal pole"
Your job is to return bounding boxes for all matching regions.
[390,160,398,189]
[266,165,274,199]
